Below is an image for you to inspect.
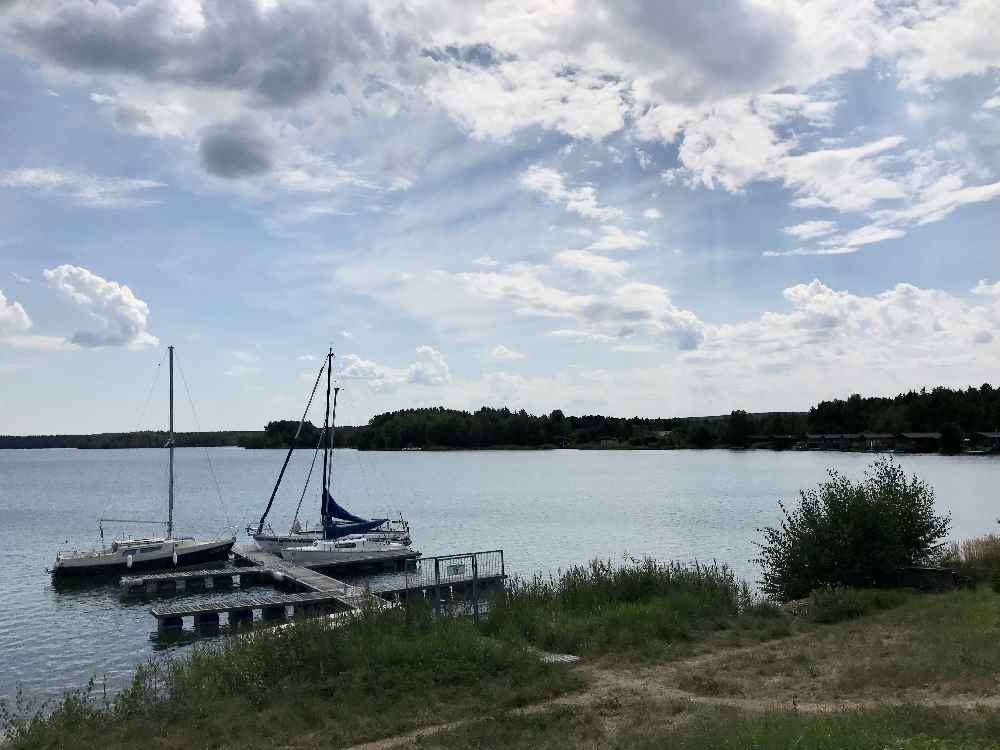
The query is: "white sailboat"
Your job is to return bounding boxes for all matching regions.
[52,346,236,577]
[249,348,413,554]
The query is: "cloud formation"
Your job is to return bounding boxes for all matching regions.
[42,264,158,348]
[0,290,32,333]
[0,168,162,207]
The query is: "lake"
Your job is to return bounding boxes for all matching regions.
[1,447,996,701]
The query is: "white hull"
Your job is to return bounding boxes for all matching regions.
[282,535,416,566]
[282,547,415,565]
[254,529,411,554]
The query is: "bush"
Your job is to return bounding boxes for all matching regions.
[754,457,951,601]
[809,586,906,624]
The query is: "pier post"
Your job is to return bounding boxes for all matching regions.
[203,576,214,589]
[229,609,253,628]
[262,605,286,622]
[471,554,480,623]
[434,558,441,617]
[194,612,220,628]
[158,616,183,632]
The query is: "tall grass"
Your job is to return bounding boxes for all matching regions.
[482,558,781,656]
[944,533,1000,581]
[2,603,579,750]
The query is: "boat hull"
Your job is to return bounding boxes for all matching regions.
[282,547,416,566]
[254,530,411,554]
[52,539,235,577]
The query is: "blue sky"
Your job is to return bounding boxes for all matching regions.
[1,0,999,433]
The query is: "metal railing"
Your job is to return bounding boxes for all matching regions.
[397,549,505,621]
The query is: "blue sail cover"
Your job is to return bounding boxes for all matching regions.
[323,518,389,539]
[322,490,370,523]
[320,490,388,539]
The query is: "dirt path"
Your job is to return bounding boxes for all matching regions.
[338,629,1000,750]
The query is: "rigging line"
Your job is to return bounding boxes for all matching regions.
[100,350,168,535]
[174,353,230,528]
[292,429,325,527]
[256,358,327,534]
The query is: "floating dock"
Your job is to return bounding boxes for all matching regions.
[126,546,505,631]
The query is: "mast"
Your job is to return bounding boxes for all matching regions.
[167,345,175,539]
[329,385,340,499]
[320,348,333,526]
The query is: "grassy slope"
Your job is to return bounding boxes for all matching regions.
[5,564,1000,750]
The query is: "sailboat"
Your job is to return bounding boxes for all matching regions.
[51,346,236,577]
[250,348,413,556]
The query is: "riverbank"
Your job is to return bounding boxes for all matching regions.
[4,558,999,749]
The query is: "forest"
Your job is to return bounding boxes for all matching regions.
[3,384,997,451]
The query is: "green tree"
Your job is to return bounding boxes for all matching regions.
[754,457,951,601]
[724,410,752,447]
[939,423,964,454]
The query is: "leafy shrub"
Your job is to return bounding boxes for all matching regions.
[810,586,906,624]
[754,457,951,601]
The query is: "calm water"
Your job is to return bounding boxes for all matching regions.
[1,447,996,700]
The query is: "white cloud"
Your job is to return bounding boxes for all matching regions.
[42,264,158,348]
[472,256,500,267]
[613,343,656,353]
[231,349,259,364]
[780,137,908,212]
[0,290,32,334]
[587,225,648,251]
[0,167,163,207]
[340,330,354,339]
[888,0,1000,92]
[642,207,663,220]
[554,249,628,279]
[490,343,526,361]
[338,345,452,390]
[425,55,627,141]
[297,354,319,361]
[782,220,837,240]
[519,165,623,222]
[457,266,705,350]
[9,272,32,284]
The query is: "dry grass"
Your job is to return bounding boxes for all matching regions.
[946,534,1000,581]
[673,587,1000,702]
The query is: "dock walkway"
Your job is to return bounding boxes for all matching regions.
[131,546,505,631]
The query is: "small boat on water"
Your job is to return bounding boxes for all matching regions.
[52,346,235,577]
[249,348,416,559]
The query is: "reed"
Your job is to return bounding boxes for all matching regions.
[945,533,1000,574]
[481,558,784,657]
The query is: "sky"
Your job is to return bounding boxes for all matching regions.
[1,0,999,433]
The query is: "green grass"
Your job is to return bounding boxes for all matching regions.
[810,585,907,623]
[421,704,1000,749]
[1,604,581,750]
[480,558,788,658]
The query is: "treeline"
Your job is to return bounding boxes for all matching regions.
[328,384,1000,451]
[6,384,997,452]
[807,385,1000,434]
[238,420,362,449]
[0,431,256,449]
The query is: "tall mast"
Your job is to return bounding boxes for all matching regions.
[320,348,333,519]
[329,385,340,498]
[167,345,175,539]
